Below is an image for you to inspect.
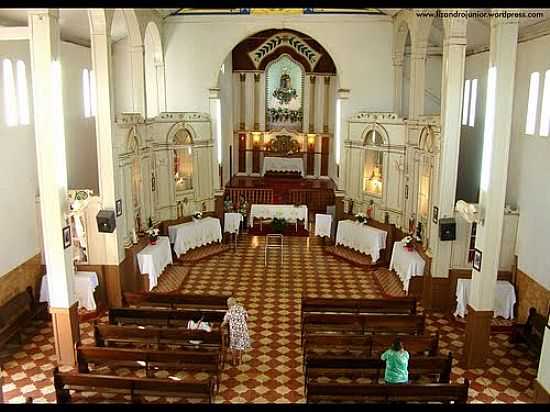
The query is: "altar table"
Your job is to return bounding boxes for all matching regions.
[137,236,173,291]
[262,157,304,176]
[335,220,387,264]
[454,278,516,320]
[249,204,308,228]
[170,217,222,258]
[224,212,243,234]
[389,240,426,292]
[314,213,332,238]
[40,271,99,311]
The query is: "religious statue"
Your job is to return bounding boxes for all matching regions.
[366,200,375,219]
[416,221,423,241]
[409,213,416,235]
[272,67,297,105]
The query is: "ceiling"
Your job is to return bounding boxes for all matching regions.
[0,8,548,52]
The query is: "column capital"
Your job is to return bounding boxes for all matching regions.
[253,73,260,82]
[310,75,317,84]
[392,54,404,66]
[27,8,59,19]
[337,88,350,100]
[208,88,221,100]
[239,72,246,82]
[443,16,468,46]
[129,44,145,54]
[324,76,331,85]
[490,9,521,26]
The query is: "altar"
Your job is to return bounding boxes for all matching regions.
[262,156,304,176]
[169,217,222,257]
[389,240,426,292]
[335,220,387,263]
[249,204,308,228]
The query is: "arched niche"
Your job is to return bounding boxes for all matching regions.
[127,127,144,233]
[166,123,196,197]
[415,125,437,245]
[144,21,164,118]
[361,124,389,199]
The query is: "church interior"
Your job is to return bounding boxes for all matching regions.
[0,7,549,404]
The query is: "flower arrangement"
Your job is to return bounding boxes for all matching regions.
[402,235,415,251]
[272,217,287,234]
[355,212,368,224]
[145,227,160,244]
[267,108,303,123]
[193,211,203,220]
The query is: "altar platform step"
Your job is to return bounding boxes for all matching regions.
[247,224,309,237]
[324,244,377,267]
[453,313,515,333]
[373,268,407,298]
[152,265,191,292]
[176,243,231,264]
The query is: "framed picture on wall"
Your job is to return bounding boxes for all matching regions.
[473,248,482,271]
[432,206,439,224]
[116,199,123,217]
[62,226,71,249]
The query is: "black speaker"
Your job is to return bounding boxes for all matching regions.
[439,217,456,241]
[97,210,116,233]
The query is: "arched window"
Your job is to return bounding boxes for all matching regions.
[16,60,29,125]
[173,128,194,192]
[3,59,17,127]
[363,128,385,197]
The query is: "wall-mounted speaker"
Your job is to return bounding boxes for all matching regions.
[439,217,456,241]
[96,210,116,233]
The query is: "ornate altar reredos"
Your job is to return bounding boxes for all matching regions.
[266,54,304,130]
[263,128,304,156]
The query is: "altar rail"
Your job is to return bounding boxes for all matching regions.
[226,188,273,205]
[289,189,335,214]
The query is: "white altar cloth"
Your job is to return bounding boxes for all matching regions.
[171,217,222,258]
[224,212,243,234]
[262,157,304,176]
[454,279,516,320]
[40,271,99,311]
[249,204,308,228]
[137,236,173,291]
[335,220,387,263]
[389,241,426,292]
[314,213,332,238]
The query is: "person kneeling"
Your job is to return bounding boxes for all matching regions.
[381,338,409,384]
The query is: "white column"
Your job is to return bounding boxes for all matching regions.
[470,17,519,310]
[28,8,78,365]
[408,41,427,120]
[429,19,467,280]
[90,25,123,266]
[335,88,350,190]
[155,61,166,113]
[129,44,146,116]
[393,54,404,116]
[536,324,550,401]
[209,88,222,191]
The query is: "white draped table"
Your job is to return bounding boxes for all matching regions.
[137,236,173,291]
[224,212,243,234]
[170,217,222,258]
[262,157,304,176]
[314,213,332,238]
[249,204,308,228]
[40,271,99,311]
[454,279,516,320]
[389,241,426,292]
[335,220,387,263]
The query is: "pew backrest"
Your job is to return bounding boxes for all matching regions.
[109,307,225,327]
[124,292,229,311]
[302,297,417,315]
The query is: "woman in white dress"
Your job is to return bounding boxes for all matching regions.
[221,297,251,366]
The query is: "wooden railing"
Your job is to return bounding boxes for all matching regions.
[288,189,335,214]
[226,188,273,205]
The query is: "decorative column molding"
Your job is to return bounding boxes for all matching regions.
[393,53,404,116]
[465,16,519,368]
[408,40,428,120]
[28,8,79,366]
[323,76,331,133]
[155,61,166,113]
[309,75,317,133]
[335,88,350,189]
[128,44,146,116]
[253,73,260,130]
[428,18,467,288]
[239,73,246,130]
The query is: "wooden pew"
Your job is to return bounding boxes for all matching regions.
[124,292,230,311]
[76,345,221,393]
[302,313,425,338]
[510,307,547,359]
[306,379,469,404]
[302,296,417,316]
[53,367,215,404]
[303,333,439,360]
[109,307,225,328]
[93,323,226,368]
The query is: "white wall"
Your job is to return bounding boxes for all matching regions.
[0,40,41,277]
[164,14,395,120]
[112,37,133,117]
[424,55,442,115]
[60,41,99,194]
[218,53,234,185]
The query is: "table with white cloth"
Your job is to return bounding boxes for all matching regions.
[39,271,99,311]
[454,278,516,320]
[262,157,304,176]
[171,217,222,258]
[314,213,332,238]
[137,236,173,291]
[335,220,388,264]
[249,204,308,228]
[224,212,243,234]
[389,241,426,292]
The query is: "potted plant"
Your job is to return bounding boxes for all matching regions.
[272,217,287,234]
[145,227,160,245]
[402,235,415,252]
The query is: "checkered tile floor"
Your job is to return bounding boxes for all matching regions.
[0,235,538,403]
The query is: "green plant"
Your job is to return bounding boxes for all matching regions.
[271,217,287,233]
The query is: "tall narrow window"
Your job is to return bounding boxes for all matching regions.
[462,79,470,125]
[82,68,91,118]
[539,70,550,137]
[89,70,96,117]
[3,59,17,127]
[16,60,29,125]
[525,72,540,135]
[468,79,478,127]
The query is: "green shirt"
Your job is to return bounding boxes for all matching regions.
[381,349,409,383]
